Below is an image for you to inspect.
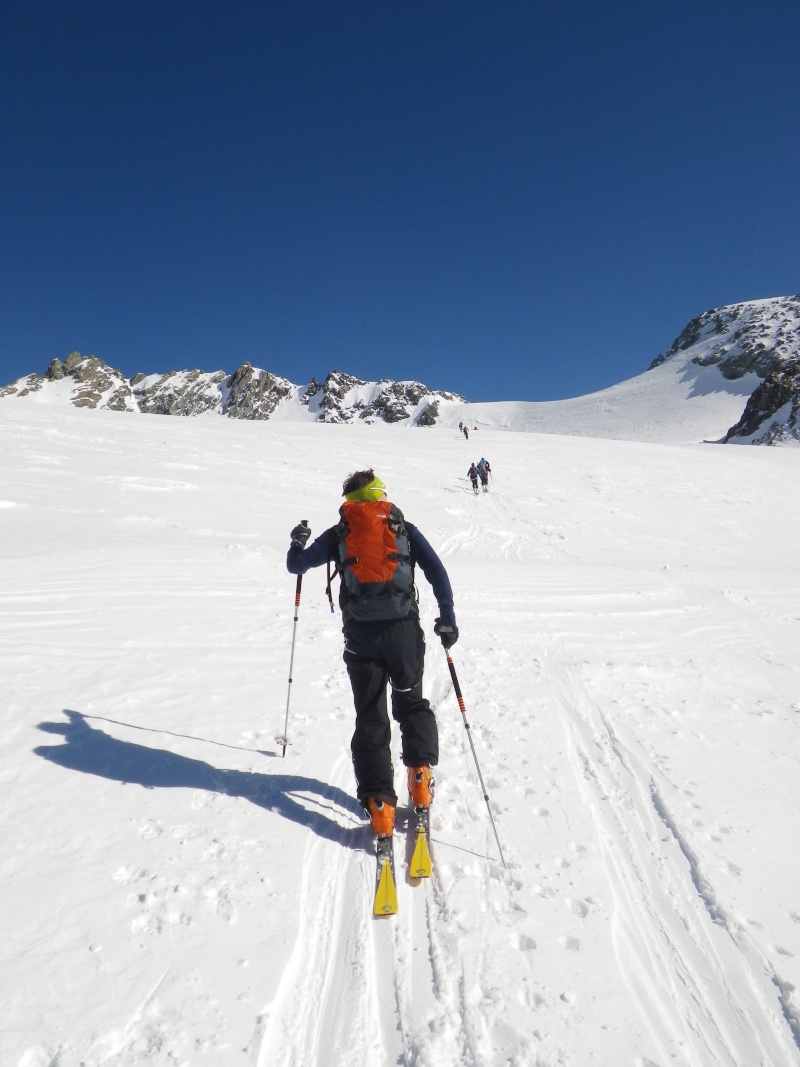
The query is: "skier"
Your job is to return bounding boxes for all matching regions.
[467,463,479,494]
[286,470,458,840]
[462,425,469,440]
[477,464,489,493]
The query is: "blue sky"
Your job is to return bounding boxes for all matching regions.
[1,1,798,403]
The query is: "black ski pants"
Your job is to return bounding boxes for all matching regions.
[343,616,438,807]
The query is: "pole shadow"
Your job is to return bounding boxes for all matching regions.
[34,710,367,851]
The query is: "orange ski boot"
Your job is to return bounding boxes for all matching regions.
[367,798,396,837]
[407,765,435,809]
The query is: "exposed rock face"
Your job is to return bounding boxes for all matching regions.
[723,357,800,444]
[50,353,136,411]
[129,363,296,419]
[651,295,800,380]
[0,352,136,411]
[132,369,227,416]
[310,370,366,422]
[311,370,464,424]
[223,363,294,420]
[0,373,43,400]
[415,399,439,426]
[0,355,464,426]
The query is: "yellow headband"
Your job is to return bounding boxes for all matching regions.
[344,476,386,501]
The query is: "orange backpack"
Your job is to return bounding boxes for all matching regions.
[334,499,415,620]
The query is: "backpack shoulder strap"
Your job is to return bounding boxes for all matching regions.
[324,517,347,612]
[386,504,411,563]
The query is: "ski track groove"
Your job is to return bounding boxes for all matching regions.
[258,646,521,1067]
[256,760,384,1067]
[548,646,800,1067]
[407,650,533,1067]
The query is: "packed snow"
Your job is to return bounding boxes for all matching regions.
[2,400,800,1067]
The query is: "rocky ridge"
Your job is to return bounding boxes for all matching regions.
[0,356,465,426]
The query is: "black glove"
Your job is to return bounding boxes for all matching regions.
[290,520,311,547]
[434,618,459,649]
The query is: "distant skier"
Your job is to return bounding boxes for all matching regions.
[286,470,458,840]
[467,463,479,494]
[462,426,469,440]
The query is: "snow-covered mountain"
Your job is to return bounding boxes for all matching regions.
[653,295,800,444]
[2,294,799,443]
[0,355,464,426]
[459,295,800,445]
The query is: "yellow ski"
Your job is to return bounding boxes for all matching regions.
[410,827,432,878]
[373,837,398,916]
[409,805,433,879]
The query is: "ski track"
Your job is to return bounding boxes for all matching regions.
[256,757,383,1067]
[257,649,533,1067]
[547,646,800,1067]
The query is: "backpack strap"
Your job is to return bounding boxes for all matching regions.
[386,506,411,563]
[325,524,347,612]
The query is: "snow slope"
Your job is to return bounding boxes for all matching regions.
[2,402,800,1067]
[443,348,761,445]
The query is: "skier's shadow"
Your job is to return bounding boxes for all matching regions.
[34,710,367,850]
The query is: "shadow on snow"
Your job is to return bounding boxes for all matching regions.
[34,709,367,850]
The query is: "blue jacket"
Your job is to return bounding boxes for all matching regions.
[287,521,455,627]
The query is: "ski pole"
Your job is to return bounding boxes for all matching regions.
[444,652,507,868]
[277,570,304,758]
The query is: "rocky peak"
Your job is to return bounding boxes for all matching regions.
[650,295,800,380]
[223,363,295,420]
[650,295,800,444]
[311,370,464,424]
[132,369,227,416]
[0,351,136,410]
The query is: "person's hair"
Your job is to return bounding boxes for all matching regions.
[342,469,376,496]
